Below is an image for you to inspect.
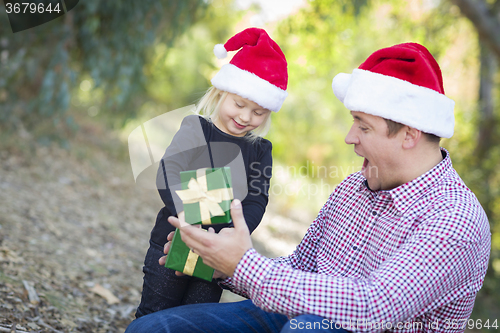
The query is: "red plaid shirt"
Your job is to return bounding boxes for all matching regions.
[223,149,491,332]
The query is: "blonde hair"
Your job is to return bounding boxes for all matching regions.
[195,86,272,141]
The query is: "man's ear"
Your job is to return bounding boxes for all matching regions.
[402,126,422,149]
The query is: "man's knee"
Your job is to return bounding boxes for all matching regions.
[125,311,171,333]
[124,317,146,333]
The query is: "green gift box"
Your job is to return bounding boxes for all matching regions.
[176,167,233,225]
[164,229,214,281]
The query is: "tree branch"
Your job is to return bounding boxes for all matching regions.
[452,0,500,59]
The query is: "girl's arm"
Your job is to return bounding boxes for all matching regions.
[241,140,273,234]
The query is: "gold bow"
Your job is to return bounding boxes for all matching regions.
[176,169,233,224]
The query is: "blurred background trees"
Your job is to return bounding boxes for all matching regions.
[449,0,500,322]
[1,0,499,326]
[0,0,216,140]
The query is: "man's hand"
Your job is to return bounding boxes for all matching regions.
[163,199,253,277]
[157,223,229,279]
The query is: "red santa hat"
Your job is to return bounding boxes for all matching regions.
[211,28,288,112]
[332,42,455,138]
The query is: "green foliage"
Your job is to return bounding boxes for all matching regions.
[454,66,500,324]
[120,0,243,138]
[144,0,241,110]
[270,0,462,181]
[0,0,208,133]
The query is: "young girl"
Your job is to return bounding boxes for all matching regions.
[135,27,288,318]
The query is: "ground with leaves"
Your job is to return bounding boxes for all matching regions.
[0,120,312,332]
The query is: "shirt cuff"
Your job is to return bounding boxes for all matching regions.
[232,248,274,298]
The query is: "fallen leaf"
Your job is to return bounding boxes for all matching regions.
[89,284,120,305]
[22,280,40,305]
[27,322,40,330]
[59,318,77,329]
[0,247,22,263]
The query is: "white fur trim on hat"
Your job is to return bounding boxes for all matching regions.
[332,69,455,138]
[213,44,227,59]
[211,64,288,112]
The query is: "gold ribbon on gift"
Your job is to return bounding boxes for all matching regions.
[176,168,233,224]
[182,229,208,276]
[183,249,199,276]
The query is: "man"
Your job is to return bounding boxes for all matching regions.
[126,43,491,332]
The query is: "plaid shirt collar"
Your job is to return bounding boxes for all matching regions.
[357,148,451,215]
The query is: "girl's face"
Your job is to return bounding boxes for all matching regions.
[214,93,271,137]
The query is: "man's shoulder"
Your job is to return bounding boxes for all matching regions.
[435,166,478,203]
[419,167,489,239]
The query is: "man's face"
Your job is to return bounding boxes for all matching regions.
[345,111,404,191]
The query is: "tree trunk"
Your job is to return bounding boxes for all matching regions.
[475,42,497,161]
[452,0,500,60]
[472,41,498,222]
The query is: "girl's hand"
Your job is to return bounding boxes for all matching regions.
[158,231,175,267]
[158,210,189,275]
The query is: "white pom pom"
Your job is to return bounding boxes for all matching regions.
[331,73,351,103]
[214,44,227,59]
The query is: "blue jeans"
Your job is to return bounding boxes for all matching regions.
[125,299,349,333]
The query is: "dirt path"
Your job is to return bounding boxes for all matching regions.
[0,124,312,332]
